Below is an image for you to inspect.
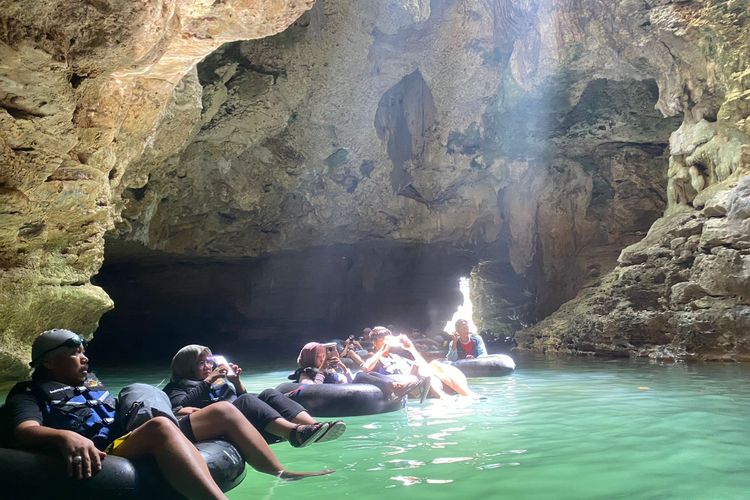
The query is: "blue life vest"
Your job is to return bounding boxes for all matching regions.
[17,374,117,449]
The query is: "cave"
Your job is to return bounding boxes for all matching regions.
[0,0,747,374]
[89,241,481,364]
[2,2,749,499]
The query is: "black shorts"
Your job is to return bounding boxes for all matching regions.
[177,414,197,442]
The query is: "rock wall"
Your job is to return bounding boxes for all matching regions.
[516,177,750,361]
[113,0,749,361]
[516,1,750,361]
[1,0,748,378]
[114,0,681,321]
[0,0,315,377]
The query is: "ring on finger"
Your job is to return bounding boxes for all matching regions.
[72,455,83,466]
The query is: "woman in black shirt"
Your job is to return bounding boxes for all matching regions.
[164,344,346,448]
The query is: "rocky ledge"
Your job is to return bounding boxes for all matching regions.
[517,176,750,361]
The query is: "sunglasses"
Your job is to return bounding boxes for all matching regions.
[31,336,88,366]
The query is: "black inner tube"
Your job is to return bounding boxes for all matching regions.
[277,382,405,417]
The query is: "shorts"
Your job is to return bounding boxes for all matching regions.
[105,415,196,454]
[105,432,132,455]
[177,414,196,442]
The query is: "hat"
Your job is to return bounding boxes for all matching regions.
[30,329,86,367]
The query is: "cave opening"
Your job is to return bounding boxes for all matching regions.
[88,241,479,366]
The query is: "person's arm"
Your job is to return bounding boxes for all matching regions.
[474,335,488,357]
[360,344,388,373]
[174,406,201,416]
[399,335,432,370]
[13,421,106,478]
[446,336,458,361]
[329,358,353,383]
[227,363,246,394]
[8,392,105,479]
[164,381,211,409]
[341,343,365,367]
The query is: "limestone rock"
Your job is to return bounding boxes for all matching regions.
[670,282,707,306]
[0,0,314,376]
[1,0,749,376]
[517,179,750,361]
[116,1,680,322]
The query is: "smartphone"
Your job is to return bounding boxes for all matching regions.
[323,342,339,357]
[209,355,235,376]
[385,335,403,348]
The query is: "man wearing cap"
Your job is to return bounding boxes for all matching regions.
[3,329,332,499]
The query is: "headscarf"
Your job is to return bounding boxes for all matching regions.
[297,342,325,369]
[170,344,212,382]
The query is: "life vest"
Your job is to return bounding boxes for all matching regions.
[178,378,237,405]
[456,337,479,359]
[12,374,117,449]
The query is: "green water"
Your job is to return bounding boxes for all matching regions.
[4,355,749,499]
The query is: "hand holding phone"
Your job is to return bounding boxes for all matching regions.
[209,355,235,377]
[323,342,339,358]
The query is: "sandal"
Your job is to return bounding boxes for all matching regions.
[315,420,346,443]
[391,380,421,400]
[418,375,431,404]
[289,422,329,448]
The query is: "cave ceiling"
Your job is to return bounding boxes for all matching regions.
[0,0,748,376]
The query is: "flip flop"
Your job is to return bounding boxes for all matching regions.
[315,420,346,443]
[392,380,421,400]
[290,422,329,448]
[418,375,432,404]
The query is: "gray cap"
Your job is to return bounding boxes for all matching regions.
[30,329,86,367]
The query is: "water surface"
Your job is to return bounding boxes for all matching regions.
[5,355,749,499]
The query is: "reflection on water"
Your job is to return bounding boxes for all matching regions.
[2,355,749,499]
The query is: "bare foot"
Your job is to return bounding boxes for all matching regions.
[278,469,335,481]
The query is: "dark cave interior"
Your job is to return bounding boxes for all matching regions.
[88,241,480,365]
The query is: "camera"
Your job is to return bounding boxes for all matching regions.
[348,335,355,341]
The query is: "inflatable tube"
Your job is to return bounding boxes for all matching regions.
[276,382,404,417]
[0,439,245,499]
[449,354,516,377]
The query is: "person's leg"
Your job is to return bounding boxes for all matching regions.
[111,416,225,500]
[256,389,345,444]
[353,371,394,397]
[290,410,316,425]
[233,393,291,439]
[411,365,451,399]
[233,393,327,445]
[428,361,478,397]
[188,402,334,479]
[256,389,316,425]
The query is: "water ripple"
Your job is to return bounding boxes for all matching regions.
[54,356,750,500]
